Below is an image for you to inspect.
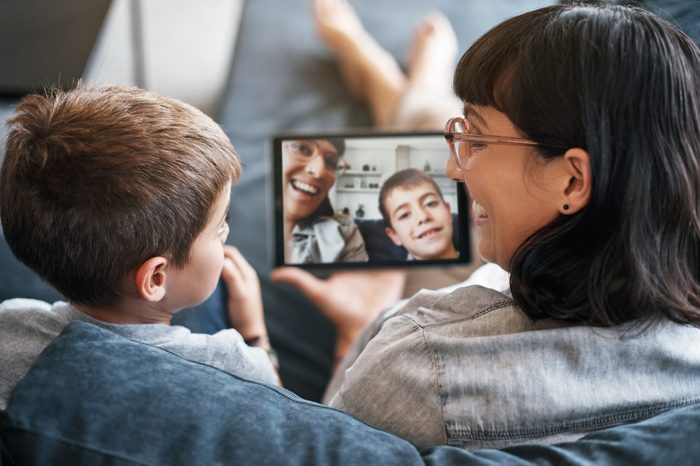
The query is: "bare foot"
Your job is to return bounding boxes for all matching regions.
[314,0,406,126]
[407,12,458,95]
[314,0,366,97]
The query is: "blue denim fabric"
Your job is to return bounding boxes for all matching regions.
[1,322,416,466]
[2,321,700,466]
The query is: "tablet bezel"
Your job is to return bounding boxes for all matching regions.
[272,130,472,269]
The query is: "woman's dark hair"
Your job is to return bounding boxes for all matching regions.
[454,4,700,326]
[326,137,346,156]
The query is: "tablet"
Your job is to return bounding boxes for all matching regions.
[272,131,472,269]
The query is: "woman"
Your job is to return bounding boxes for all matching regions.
[282,138,368,264]
[285,3,700,450]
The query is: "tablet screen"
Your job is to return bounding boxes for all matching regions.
[272,131,471,269]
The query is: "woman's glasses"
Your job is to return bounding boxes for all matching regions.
[286,140,347,176]
[444,117,547,170]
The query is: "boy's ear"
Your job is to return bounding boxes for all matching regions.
[134,256,168,302]
[558,148,591,215]
[385,227,403,247]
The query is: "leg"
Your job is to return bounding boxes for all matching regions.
[314,0,406,126]
[406,12,458,96]
[389,12,462,131]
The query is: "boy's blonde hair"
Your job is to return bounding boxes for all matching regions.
[0,84,240,306]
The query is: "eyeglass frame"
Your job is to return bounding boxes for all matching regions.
[283,139,348,177]
[443,116,563,171]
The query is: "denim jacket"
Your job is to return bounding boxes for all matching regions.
[328,284,700,450]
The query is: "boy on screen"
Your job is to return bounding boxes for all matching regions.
[378,168,458,260]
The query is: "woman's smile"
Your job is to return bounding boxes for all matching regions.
[290,178,321,197]
[281,138,340,224]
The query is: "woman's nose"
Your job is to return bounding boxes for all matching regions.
[444,156,462,181]
[305,153,326,176]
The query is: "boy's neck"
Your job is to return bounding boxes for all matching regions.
[74,298,173,325]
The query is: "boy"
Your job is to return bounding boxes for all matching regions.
[0,84,278,410]
[378,168,458,260]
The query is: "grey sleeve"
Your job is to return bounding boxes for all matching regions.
[160,329,278,386]
[329,315,447,450]
[209,330,278,385]
[323,289,448,404]
[322,303,404,403]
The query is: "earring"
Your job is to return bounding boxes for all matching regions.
[563,204,570,211]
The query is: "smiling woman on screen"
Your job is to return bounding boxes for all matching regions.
[282,138,368,264]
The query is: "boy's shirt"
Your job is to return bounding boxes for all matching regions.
[0,298,277,410]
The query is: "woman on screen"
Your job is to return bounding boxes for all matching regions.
[282,138,368,264]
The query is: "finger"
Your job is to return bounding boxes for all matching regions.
[224,245,256,281]
[223,244,236,259]
[221,256,245,293]
[270,267,326,301]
